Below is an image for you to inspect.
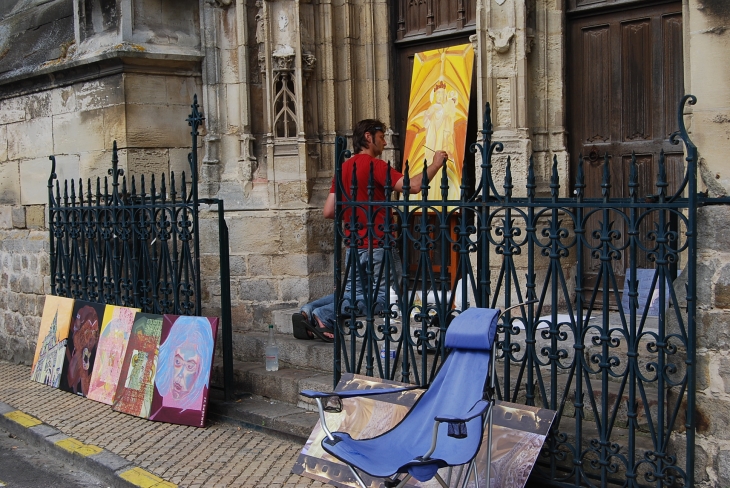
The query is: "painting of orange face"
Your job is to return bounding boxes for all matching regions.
[60,301,105,397]
[403,44,475,202]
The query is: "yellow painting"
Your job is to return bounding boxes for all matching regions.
[31,295,75,387]
[403,43,475,202]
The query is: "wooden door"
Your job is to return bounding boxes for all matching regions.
[567,2,684,297]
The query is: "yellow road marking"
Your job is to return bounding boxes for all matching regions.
[55,438,103,456]
[119,467,176,488]
[3,411,41,427]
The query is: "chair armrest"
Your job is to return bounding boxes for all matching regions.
[300,385,421,400]
[434,399,490,423]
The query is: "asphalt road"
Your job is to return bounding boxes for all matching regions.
[0,427,107,488]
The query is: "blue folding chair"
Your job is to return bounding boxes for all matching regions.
[301,306,501,488]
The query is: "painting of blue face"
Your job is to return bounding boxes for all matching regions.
[149,315,218,427]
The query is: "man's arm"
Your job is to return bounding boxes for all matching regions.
[323,192,336,219]
[393,150,448,194]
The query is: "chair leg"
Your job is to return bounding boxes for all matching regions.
[433,473,450,488]
[347,465,368,488]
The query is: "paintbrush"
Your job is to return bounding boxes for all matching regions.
[422,146,454,163]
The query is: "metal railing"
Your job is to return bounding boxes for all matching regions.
[333,95,702,487]
[47,95,234,400]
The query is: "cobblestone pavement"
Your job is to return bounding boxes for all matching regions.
[0,361,325,488]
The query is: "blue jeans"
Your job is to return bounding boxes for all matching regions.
[301,248,389,330]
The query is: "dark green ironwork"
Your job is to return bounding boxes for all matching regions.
[47,95,235,401]
[333,96,703,486]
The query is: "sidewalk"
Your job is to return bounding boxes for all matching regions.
[0,361,324,488]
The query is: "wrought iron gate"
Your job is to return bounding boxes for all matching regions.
[47,96,234,400]
[333,96,701,486]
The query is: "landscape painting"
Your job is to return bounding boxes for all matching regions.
[149,315,219,427]
[31,295,75,388]
[87,305,140,405]
[112,313,163,419]
[59,300,106,396]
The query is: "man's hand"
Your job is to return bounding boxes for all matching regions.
[432,150,448,169]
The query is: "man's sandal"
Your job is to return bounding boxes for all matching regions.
[292,313,313,340]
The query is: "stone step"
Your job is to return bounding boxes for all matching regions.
[232,331,335,373]
[212,358,332,408]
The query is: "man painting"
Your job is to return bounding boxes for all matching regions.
[292,119,447,342]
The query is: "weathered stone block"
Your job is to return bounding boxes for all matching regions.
[125,104,193,148]
[169,147,194,177]
[240,278,277,302]
[698,309,730,350]
[123,75,168,105]
[228,255,246,276]
[78,150,114,181]
[11,206,25,228]
[227,214,281,255]
[74,76,125,111]
[7,117,53,160]
[103,103,127,150]
[248,255,272,276]
[698,206,730,253]
[52,109,105,154]
[0,161,19,205]
[50,86,77,115]
[25,205,45,229]
[0,206,11,228]
[0,97,27,125]
[126,149,170,178]
[0,125,7,161]
[21,155,79,205]
[165,77,199,107]
[718,449,730,486]
[272,253,309,277]
[25,92,52,119]
[279,277,309,302]
[695,393,730,439]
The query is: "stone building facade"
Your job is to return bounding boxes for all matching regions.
[1,0,730,484]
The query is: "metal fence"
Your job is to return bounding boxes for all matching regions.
[333,95,701,486]
[47,95,234,400]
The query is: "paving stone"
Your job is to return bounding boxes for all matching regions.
[0,361,317,488]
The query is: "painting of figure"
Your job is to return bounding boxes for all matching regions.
[31,296,75,388]
[87,305,140,405]
[59,300,105,396]
[112,313,163,419]
[403,44,475,202]
[149,315,218,427]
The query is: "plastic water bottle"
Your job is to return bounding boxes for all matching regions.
[265,324,279,371]
[380,342,396,361]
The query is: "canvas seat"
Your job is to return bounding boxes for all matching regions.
[301,306,501,488]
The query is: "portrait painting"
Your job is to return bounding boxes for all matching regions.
[87,305,140,405]
[31,295,75,388]
[59,300,106,396]
[112,313,163,419]
[403,43,475,202]
[292,374,555,488]
[149,315,219,427]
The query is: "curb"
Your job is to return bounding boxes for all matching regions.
[0,401,176,488]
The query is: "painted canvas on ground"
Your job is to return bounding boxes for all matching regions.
[149,315,219,427]
[292,374,556,488]
[112,313,163,419]
[31,295,75,388]
[403,43,475,202]
[87,305,140,404]
[59,300,106,396]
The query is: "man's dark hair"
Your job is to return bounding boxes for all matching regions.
[352,119,386,154]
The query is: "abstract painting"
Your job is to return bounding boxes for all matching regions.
[87,305,140,405]
[31,295,75,388]
[59,300,106,396]
[149,315,219,427]
[112,313,163,419]
[292,374,556,488]
[403,43,475,202]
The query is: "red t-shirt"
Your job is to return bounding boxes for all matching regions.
[330,153,404,247]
